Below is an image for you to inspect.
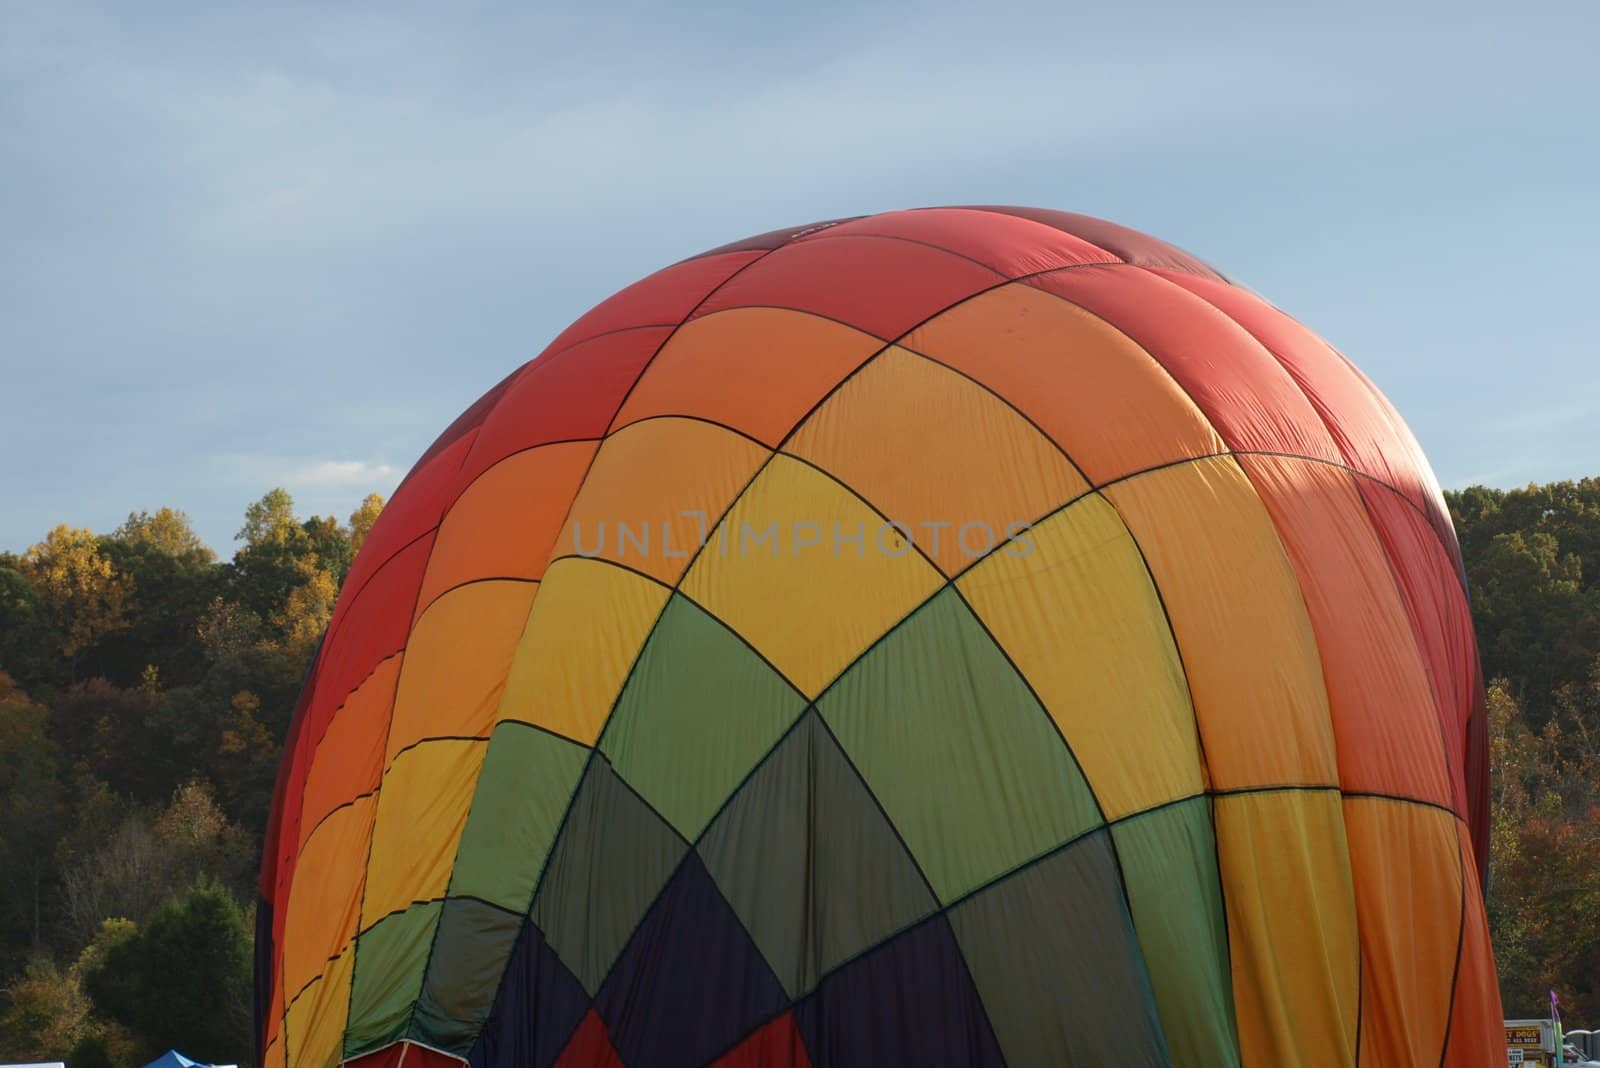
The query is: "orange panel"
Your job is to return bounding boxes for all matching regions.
[1105,457,1338,789]
[385,581,539,761]
[904,283,1224,483]
[1441,822,1507,1068]
[553,417,771,584]
[614,308,884,446]
[1343,797,1461,1067]
[281,795,375,1005]
[299,655,400,848]
[415,441,597,618]
[1216,789,1359,1068]
[1240,455,1454,807]
[786,347,1088,574]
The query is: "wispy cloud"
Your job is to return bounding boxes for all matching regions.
[280,459,397,489]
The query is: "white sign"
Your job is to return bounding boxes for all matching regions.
[1509,1049,1525,1064]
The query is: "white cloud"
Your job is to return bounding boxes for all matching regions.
[281,459,398,489]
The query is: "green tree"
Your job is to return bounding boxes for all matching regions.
[0,562,50,686]
[0,674,67,964]
[96,513,222,690]
[82,879,252,1065]
[1449,479,1600,724]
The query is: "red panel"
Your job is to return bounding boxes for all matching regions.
[554,1009,624,1068]
[344,1045,405,1068]
[452,326,674,493]
[544,250,764,355]
[966,205,1229,281]
[692,218,860,258]
[312,534,433,737]
[1357,482,1476,822]
[712,1013,812,1067]
[337,432,475,626]
[404,1043,469,1067]
[1029,265,1343,463]
[1465,666,1490,886]
[798,208,1115,278]
[403,365,520,481]
[1150,269,1459,552]
[693,234,1004,340]
[344,1042,403,1068]
[345,1040,468,1067]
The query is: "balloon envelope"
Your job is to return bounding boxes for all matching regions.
[257,207,1502,1067]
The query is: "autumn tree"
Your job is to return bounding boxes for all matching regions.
[0,956,91,1060]
[348,492,385,554]
[114,509,213,560]
[16,526,134,678]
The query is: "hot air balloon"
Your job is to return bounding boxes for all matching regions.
[256,207,1503,1067]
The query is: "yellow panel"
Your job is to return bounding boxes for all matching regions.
[281,795,375,1006]
[1105,456,1338,790]
[553,417,770,585]
[386,581,540,761]
[361,739,486,926]
[1344,798,1461,1067]
[956,494,1203,818]
[785,347,1088,575]
[1216,789,1359,1068]
[285,942,353,1068]
[497,556,672,743]
[680,455,946,698]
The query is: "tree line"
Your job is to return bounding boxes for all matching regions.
[0,478,1596,1063]
[0,492,379,1064]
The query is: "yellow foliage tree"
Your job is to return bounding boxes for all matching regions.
[348,492,385,555]
[18,525,134,659]
[276,565,337,663]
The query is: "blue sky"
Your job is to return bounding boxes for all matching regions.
[2,2,1595,553]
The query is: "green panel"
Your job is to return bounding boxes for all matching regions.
[409,896,523,1054]
[531,758,688,994]
[698,710,938,997]
[451,720,590,911]
[601,594,807,839]
[344,900,442,1058]
[816,587,1103,901]
[1113,797,1241,1068]
[949,831,1170,1067]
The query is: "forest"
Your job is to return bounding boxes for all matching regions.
[0,478,1597,1065]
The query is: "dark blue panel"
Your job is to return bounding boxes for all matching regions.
[596,853,789,1068]
[467,921,589,1068]
[795,913,1005,1068]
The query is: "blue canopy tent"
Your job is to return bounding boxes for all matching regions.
[141,1053,207,1068]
